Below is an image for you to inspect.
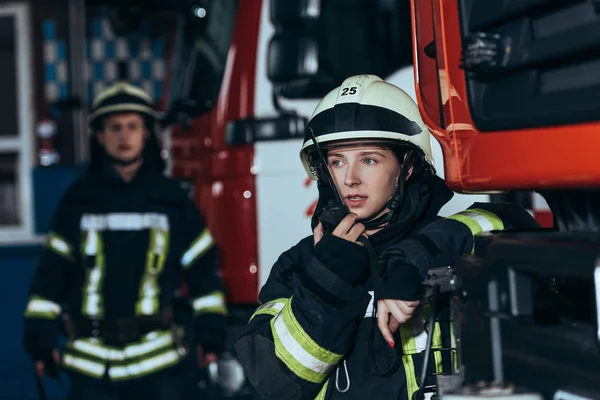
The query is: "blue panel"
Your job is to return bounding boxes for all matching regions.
[154,81,163,100]
[45,64,56,81]
[91,18,102,38]
[42,20,55,40]
[94,62,104,80]
[32,165,86,235]
[105,40,116,58]
[152,39,164,58]
[0,246,70,399]
[141,61,152,80]
[59,83,69,98]
[57,41,67,60]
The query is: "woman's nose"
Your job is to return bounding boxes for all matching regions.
[344,164,360,187]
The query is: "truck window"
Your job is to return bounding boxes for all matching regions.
[166,0,238,116]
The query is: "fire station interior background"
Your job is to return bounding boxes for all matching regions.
[0,0,554,399]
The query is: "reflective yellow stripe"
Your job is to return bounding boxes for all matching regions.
[181,228,214,268]
[46,231,73,261]
[136,228,169,315]
[192,290,227,316]
[399,322,420,400]
[314,380,329,400]
[447,208,504,252]
[249,298,289,321]
[108,348,183,381]
[24,295,62,319]
[62,353,106,378]
[271,298,342,383]
[81,230,105,318]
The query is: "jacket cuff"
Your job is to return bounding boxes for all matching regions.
[313,233,369,285]
[23,318,60,358]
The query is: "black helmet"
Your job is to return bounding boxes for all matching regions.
[89,82,156,130]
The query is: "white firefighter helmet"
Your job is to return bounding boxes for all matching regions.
[300,74,433,180]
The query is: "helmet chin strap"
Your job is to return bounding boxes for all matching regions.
[358,150,413,230]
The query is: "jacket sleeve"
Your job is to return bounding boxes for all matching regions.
[179,197,227,354]
[23,189,79,360]
[377,202,541,301]
[234,235,372,400]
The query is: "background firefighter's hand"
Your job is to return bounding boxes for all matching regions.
[196,345,217,368]
[313,214,365,246]
[377,299,420,348]
[35,349,60,378]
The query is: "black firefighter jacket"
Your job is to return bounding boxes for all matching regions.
[23,162,227,382]
[235,198,539,400]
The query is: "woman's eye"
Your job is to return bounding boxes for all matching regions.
[364,158,376,165]
[330,159,343,167]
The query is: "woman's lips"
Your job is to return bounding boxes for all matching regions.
[345,196,367,207]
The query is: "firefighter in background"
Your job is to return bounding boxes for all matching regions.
[235,75,538,399]
[22,83,227,399]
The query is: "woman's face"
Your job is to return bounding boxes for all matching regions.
[327,144,402,221]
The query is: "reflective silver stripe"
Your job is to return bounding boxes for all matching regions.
[364,291,375,318]
[366,294,430,353]
[25,296,61,317]
[69,331,174,361]
[63,354,106,378]
[364,293,431,353]
[409,307,428,353]
[250,298,288,320]
[461,211,495,231]
[272,306,338,381]
[257,300,286,313]
[447,209,504,253]
[192,291,226,314]
[181,229,214,268]
[71,339,124,361]
[48,232,72,259]
[80,213,169,232]
[85,230,98,255]
[448,209,504,234]
[398,307,433,355]
[108,349,181,380]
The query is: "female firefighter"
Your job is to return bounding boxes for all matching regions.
[234,74,538,400]
[23,83,227,399]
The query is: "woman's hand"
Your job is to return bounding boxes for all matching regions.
[377,299,420,347]
[313,214,365,246]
